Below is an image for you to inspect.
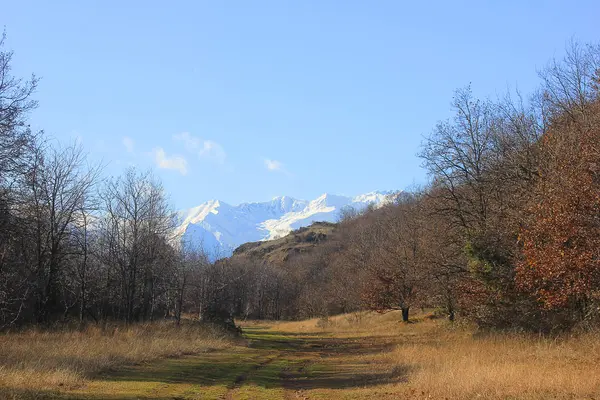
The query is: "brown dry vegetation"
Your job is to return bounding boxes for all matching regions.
[3,313,600,399]
[255,312,600,399]
[0,322,230,398]
[233,221,337,265]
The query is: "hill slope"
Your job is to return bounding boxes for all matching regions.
[233,221,337,265]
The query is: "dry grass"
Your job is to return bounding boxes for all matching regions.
[388,327,600,399]
[261,309,433,336]
[5,314,600,399]
[255,312,600,399]
[0,321,230,395]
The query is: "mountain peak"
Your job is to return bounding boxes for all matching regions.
[271,195,291,201]
[177,190,397,259]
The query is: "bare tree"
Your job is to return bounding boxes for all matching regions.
[363,198,425,322]
[19,142,101,322]
[0,31,39,327]
[98,168,175,323]
[173,247,209,325]
[538,40,600,123]
[0,31,38,183]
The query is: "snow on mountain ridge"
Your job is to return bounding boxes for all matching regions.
[176,191,397,259]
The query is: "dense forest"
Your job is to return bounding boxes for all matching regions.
[1,33,599,332]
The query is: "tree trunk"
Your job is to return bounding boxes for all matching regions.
[176,284,184,327]
[42,256,61,323]
[175,296,182,327]
[448,309,455,322]
[447,299,455,322]
[79,280,85,328]
[401,306,410,322]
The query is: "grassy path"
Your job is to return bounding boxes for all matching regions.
[9,313,598,399]
[220,320,600,400]
[37,323,402,400]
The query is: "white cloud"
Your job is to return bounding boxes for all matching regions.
[122,136,135,153]
[264,159,283,171]
[173,132,226,164]
[199,140,226,164]
[152,147,187,175]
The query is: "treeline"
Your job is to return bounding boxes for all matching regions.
[0,34,229,329]
[216,41,600,332]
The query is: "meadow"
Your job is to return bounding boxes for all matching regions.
[2,313,600,399]
[0,321,230,399]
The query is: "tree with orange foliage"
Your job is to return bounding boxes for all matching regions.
[517,102,600,318]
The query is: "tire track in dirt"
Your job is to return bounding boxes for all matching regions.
[223,352,283,400]
[281,358,313,400]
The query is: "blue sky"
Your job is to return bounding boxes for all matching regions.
[4,1,599,209]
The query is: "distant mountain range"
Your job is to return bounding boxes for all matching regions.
[175,191,398,258]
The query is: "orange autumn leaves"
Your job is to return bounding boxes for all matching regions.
[517,106,600,310]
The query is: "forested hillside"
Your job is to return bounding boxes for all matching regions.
[213,41,600,332]
[1,33,599,333]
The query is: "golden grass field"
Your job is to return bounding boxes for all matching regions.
[1,312,600,399]
[0,322,230,399]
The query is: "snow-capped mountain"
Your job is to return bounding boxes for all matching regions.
[175,191,398,258]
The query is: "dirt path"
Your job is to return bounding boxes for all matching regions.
[44,324,402,400]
